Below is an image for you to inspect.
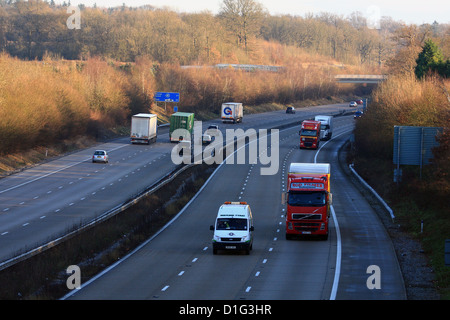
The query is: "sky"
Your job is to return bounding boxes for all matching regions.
[63,0,449,25]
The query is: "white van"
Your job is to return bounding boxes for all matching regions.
[210,202,254,255]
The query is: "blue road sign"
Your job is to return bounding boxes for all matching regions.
[154,92,180,102]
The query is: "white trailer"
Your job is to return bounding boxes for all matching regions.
[314,115,333,140]
[130,113,158,144]
[221,102,243,124]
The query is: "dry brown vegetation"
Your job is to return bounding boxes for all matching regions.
[0,54,154,156]
[1,0,447,160]
[355,75,450,159]
[353,74,450,298]
[0,41,358,160]
[159,49,346,113]
[350,24,450,298]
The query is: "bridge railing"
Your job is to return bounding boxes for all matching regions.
[335,74,387,83]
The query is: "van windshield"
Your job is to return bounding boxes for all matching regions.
[216,218,248,230]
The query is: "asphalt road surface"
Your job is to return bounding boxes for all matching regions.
[63,113,406,300]
[0,103,349,264]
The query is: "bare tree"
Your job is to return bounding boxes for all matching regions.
[386,25,428,76]
[219,0,266,52]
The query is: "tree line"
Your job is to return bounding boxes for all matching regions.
[0,48,351,156]
[0,0,449,158]
[0,0,448,68]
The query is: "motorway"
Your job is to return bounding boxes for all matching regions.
[0,133,177,263]
[56,107,406,300]
[0,103,347,264]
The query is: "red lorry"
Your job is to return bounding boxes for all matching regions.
[299,120,321,149]
[284,163,332,240]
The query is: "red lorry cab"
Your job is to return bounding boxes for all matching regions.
[299,120,321,149]
[284,163,331,240]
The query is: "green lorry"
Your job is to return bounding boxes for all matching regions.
[169,112,195,142]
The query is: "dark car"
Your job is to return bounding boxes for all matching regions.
[354,110,363,119]
[286,106,295,114]
[356,99,364,105]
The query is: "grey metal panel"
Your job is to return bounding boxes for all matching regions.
[393,126,442,165]
[446,239,450,266]
[423,127,442,164]
[393,126,420,165]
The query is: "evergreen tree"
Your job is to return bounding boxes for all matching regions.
[415,39,444,79]
[431,59,450,78]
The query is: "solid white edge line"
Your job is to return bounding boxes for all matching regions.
[329,205,341,300]
[314,127,354,164]
[314,126,353,300]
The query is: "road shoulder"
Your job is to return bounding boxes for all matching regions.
[338,140,440,300]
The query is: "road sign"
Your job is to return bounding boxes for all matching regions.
[393,125,443,181]
[445,239,450,266]
[393,126,442,166]
[154,92,180,102]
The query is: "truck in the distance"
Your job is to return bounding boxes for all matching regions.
[283,163,332,240]
[299,120,321,149]
[130,113,158,144]
[169,112,195,142]
[221,102,243,124]
[314,115,333,140]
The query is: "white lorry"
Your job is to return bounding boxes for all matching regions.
[314,115,333,140]
[130,113,158,144]
[221,102,243,124]
[210,201,254,255]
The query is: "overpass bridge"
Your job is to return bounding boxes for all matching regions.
[335,74,387,84]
